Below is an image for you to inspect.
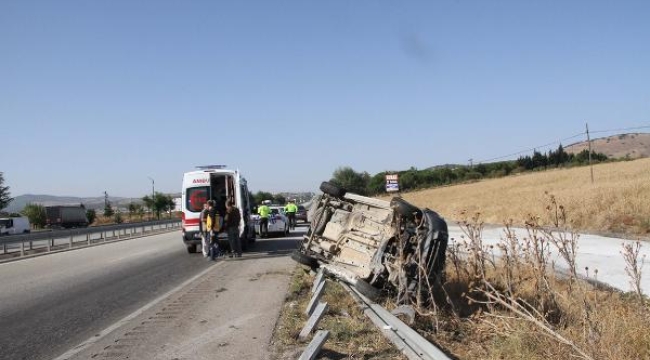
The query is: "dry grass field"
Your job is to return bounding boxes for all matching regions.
[389,157,650,237]
[271,158,650,359]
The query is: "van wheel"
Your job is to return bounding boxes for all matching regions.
[186,244,197,254]
[320,181,346,198]
[391,197,420,218]
[291,250,319,268]
[313,208,332,236]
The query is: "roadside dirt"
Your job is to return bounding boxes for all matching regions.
[63,252,295,360]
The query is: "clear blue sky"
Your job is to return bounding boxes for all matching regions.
[1,0,648,198]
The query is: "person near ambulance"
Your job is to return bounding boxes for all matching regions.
[224,200,242,257]
[205,200,222,260]
[284,199,298,230]
[257,200,271,238]
[200,202,210,257]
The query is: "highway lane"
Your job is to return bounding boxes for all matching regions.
[0,230,213,360]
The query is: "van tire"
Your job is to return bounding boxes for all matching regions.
[391,197,420,218]
[291,250,319,268]
[186,244,197,254]
[320,181,346,198]
[313,208,332,236]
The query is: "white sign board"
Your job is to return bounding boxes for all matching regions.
[385,174,399,192]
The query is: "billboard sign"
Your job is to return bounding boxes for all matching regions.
[385,174,399,192]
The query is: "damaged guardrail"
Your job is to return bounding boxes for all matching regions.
[341,282,452,360]
[297,267,452,360]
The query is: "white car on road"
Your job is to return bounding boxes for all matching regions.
[251,205,289,237]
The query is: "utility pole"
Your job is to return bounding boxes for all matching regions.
[148,177,155,220]
[468,158,473,169]
[586,122,594,184]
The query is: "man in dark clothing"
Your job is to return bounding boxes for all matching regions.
[224,200,242,257]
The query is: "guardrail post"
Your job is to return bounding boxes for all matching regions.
[102,231,106,242]
[299,302,329,342]
[112,230,115,239]
[87,233,90,245]
[298,330,330,360]
[21,241,25,256]
[69,234,73,249]
[3,242,7,254]
[29,240,33,250]
[306,280,327,316]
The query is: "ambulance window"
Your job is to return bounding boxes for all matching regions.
[187,187,209,212]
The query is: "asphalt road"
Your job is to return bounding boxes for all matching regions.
[0,228,301,360]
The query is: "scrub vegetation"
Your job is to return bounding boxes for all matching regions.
[273,157,650,359]
[412,203,650,360]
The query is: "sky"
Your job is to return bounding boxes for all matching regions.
[1,0,649,198]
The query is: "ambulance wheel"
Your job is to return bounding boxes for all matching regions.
[186,244,197,254]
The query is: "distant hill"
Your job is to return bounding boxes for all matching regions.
[565,133,650,159]
[3,193,181,213]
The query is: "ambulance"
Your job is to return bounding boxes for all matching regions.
[181,165,256,254]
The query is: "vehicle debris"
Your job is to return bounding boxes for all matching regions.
[291,181,448,307]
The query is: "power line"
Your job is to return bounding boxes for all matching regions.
[476,132,584,163]
[589,125,650,135]
[475,124,650,164]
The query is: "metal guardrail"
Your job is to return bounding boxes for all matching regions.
[297,266,452,360]
[341,282,452,360]
[0,219,181,257]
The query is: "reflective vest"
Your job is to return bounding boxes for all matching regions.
[284,203,298,213]
[258,205,271,218]
[206,212,221,232]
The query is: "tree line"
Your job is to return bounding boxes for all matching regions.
[328,146,610,196]
[0,174,177,228]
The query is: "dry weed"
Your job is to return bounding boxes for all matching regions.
[410,195,650,360]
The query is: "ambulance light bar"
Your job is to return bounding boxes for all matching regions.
[196,165,228,170]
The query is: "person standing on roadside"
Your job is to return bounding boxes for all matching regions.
[224,200,242,257]
[200,202,210,257]
[284,199,298,230]
[206,200,221,260]
[257,200,271,238]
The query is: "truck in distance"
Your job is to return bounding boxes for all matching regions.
[45,205,89,228]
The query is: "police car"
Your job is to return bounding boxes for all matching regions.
[251,205,290,237]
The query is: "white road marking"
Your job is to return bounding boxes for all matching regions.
[52,261,225,360]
